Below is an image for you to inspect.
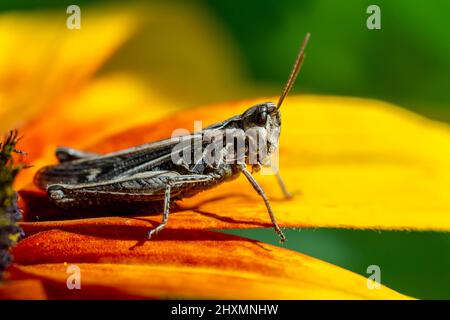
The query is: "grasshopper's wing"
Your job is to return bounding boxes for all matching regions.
[35,136,192,189]
[35,115,240,189]
[55,147,100,162]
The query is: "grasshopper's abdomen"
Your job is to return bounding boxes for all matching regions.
[34,165,78,190]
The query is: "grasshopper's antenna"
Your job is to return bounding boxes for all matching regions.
[276,32,310,110]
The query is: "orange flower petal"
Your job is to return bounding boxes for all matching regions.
[10,229,410,299]
[0,279,47,300]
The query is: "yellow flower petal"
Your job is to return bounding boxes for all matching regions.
[0,9,138,132]
[20,95,450,232]
[172,95,450,231]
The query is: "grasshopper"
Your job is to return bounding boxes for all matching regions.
[34,33,310,242]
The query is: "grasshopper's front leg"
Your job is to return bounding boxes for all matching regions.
[242,166,286,242]
[251,164,292,199]
[275,171,292,199]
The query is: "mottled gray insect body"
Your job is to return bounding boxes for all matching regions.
[34,33,310,242]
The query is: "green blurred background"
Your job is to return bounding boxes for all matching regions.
[1,0,449,299]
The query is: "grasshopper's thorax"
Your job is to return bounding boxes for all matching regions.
[239,102,281,167]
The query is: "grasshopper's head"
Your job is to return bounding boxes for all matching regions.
[240,33,310,168]
[240,102,281,166]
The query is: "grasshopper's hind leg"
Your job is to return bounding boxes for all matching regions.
[46,172,214,239]
[148,184,171,239]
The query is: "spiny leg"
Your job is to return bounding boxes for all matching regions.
[46,171,214,239]
[242,166,286,242]
[148,184,171,239]
[146,174,216,238]
[275,171,292,199]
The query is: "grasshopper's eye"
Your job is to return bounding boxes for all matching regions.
[256,111,267,125]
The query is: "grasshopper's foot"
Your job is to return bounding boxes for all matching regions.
[283,191,293,200]
[147,226,164,239]
[274,225,286,243]
[147,230,157,240]
[147,221,168,239]
[277,229,287,243]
